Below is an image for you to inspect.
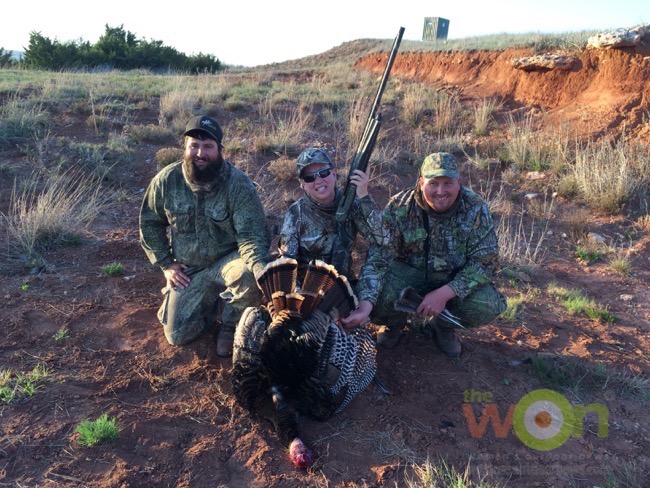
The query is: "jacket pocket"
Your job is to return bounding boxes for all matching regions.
[165,204,194,234]
[206,207,233,238]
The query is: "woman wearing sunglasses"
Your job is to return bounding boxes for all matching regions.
[278,147,386,283]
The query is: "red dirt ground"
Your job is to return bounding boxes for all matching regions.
[1,42,649,487]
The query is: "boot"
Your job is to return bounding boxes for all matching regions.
[431,322,461,358]
[376,324,403,349]
[216,323,235,357]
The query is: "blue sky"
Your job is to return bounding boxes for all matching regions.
[1,0,647,66]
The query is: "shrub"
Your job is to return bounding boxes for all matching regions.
[268,157,296,182]
[155,147,182,167]
[127,123,176,143]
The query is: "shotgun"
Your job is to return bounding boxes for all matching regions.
[335,26,404,223]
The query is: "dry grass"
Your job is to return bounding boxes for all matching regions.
[429,90,465,136]
[155,147,183,167]
[635,214,650,231]
[561,207,592,244]
[572,139,649,212]
[252,103,313,155]
[608,249,633,276]
[2,167,112,257]
[496,211,550,269]
[405,456,495,488]
[347,90,375,152]
[127,123,176,143]
[400,84,431,127]
[473,98,501,136]
[268,157,296,182]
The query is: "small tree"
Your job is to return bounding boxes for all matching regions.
[0,48,15,68]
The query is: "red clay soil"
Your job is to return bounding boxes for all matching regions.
[1,43,649,487]
[357,43,650,143]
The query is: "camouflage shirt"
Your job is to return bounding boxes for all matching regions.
[279,189,386,277]
[139,160,271,276]
[357,185,500,304]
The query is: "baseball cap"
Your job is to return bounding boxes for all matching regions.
[183,115,223,144]
[296,148,333,175]
[421,152,460,179]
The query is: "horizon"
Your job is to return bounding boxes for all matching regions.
[1,0,647,67]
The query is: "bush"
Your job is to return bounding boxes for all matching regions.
[268,157,296,182]
[155,147,183,167]
[127,124,176,143]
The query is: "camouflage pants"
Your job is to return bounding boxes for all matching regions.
[157,250,262,346]
[371,259,506,331]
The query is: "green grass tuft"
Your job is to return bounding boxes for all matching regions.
[547,282,616,323]
[101,262,124,276]
[76,414,120,447]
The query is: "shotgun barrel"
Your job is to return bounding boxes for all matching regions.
[335,27,404,223]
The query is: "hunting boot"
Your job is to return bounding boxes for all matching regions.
[431,322,461,358]
[216,323,235,357]
[376,324,403,349]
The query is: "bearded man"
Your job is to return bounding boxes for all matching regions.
[140,115,271,356]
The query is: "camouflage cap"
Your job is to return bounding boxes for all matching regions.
[183,115,223,144]
[420,152,460,179]
[296,148,333,175]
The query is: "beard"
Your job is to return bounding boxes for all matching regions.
[183,153,224,185]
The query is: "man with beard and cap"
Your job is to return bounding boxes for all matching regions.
[278,148,386,329]
[342,152,506,357]
[140,115,271,357]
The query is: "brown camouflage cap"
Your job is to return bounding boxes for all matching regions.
[296,148,333,175]
[420,152,460,179]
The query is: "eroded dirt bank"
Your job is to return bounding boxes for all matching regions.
[356,45,650,141]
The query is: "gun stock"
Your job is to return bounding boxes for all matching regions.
[335,27,404,223]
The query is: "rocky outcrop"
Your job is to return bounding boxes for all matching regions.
[511,53,577,71]
[587,25,649,49]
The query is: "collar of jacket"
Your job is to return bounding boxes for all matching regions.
[304,187,341,213]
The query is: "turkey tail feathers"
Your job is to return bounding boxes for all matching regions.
[256,258,358,319]
[301,260,339,297]
[317,274,358,319]
[256,257,298,304]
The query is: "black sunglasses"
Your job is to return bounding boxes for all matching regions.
[301,167,333,183]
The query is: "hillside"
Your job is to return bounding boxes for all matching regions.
[1,32,649,487]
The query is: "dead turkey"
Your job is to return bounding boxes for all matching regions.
[231,257,377,469]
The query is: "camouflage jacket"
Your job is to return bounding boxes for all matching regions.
[357,185,499,304]
[139,160,271,276]
[279,189,385,278]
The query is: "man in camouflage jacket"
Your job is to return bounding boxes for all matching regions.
[342,152,506,357]
[279,148,386,284]
[140,115,271,356]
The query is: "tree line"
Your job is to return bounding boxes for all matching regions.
[0,25,223,73]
